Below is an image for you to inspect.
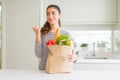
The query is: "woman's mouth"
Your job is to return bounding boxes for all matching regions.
[49,19,54,23]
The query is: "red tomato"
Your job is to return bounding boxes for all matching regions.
[46,40,56,45]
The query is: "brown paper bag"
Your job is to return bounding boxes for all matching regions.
[45,44,73,74]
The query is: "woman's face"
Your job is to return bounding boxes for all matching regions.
[46,7,60,25]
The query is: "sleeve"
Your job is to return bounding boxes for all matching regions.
[61,29,71,37]
[34,35,43,58]
[63,30,72,39]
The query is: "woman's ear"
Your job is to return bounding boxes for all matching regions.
[59,14,61,18]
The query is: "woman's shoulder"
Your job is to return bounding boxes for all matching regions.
[60,29,70,36]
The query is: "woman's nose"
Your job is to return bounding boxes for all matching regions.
[49,14,53,18]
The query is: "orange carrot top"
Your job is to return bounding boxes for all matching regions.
[54,28,60,43]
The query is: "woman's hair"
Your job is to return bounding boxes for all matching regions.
[41,4,61,35]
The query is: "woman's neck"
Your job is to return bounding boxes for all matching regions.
[50,24,59,33]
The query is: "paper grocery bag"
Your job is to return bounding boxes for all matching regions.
[45,45,73,74]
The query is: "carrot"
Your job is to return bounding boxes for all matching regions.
[54,28,60,43]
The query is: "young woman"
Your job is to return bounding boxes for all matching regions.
[32,4,77,70]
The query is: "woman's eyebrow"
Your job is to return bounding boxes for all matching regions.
[47,10,56,13]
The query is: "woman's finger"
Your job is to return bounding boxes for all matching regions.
[32,26,41,34]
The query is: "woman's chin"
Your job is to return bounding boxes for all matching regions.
[49,22,55,25]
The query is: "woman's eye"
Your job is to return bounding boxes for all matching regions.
[52,12,56,15]
[46,12,56,16]
[46,13,49,16]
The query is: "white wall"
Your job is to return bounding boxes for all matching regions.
[2,0,40,70]
[41,0,117,26]
[113,0,120,54]
[117,0,120,29]
[114,0,120,29]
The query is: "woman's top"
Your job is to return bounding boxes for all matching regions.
[34,29,70,70]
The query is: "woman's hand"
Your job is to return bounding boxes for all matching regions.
[32,26,41,44]
[32,26,41,35]
[67,50,78,63]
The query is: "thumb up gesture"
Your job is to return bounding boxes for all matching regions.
[32,26,41,44]
[32,26,41,35]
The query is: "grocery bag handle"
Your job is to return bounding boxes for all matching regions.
[59,39,70,45]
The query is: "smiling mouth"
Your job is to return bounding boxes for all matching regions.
[49,20,54,22]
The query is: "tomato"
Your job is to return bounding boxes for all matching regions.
[46,40,56,45]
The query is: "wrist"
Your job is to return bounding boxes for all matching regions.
[36,33,40,36]
[35,34,41,44]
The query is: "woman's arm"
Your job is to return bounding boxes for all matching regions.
[60,30,78,63]
[32,26,41,44]
[33,26,43,58]
[35,42,43,58]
